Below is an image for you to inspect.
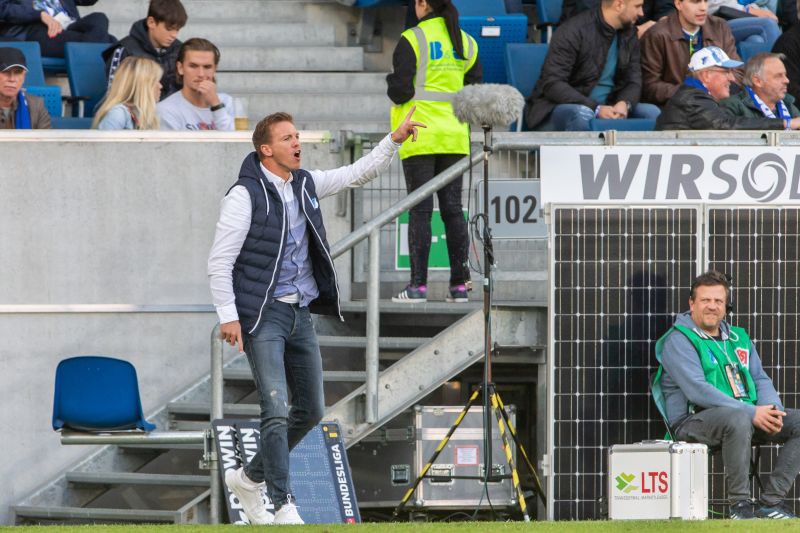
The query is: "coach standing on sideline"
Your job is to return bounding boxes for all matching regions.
[208,109,424,525]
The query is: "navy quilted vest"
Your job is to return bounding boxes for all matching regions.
[230,152,341,334]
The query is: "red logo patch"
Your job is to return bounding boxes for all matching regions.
[736,348,749,366]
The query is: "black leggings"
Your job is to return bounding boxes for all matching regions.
[402,154,470,287]
[26,12,113,58]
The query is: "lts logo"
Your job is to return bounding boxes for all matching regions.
[615,471,669,494]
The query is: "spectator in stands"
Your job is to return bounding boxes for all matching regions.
[0,46,49,128]
[641,0,740,106]
[156,38,234,131]
[561,0,675,37]
[92,56,162,130]
[772,23,800,103]
[387,0,480,303]
[210,109,424,526]
[656,46,800,128]
[0,0,114,58]
[653,270,800,520]
[721,53,800,120]
[104,0,186,101]
[525,0,661,131]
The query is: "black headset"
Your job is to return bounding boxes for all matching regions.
[689,272,734,315]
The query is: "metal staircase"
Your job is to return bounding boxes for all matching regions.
[13,298,540,524]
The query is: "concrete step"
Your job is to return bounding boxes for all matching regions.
[168,402,259,418]
[318,335,427,350]
[217,46,363,72]
[13,505,179,523]
[217,72,388,93]
[340,300,483,314]
[290,118,389,133]
[233,92,389,122]
[66,472,210,488]
[87,0,313,23]
[225,368,367,383]
[108,22,336,47]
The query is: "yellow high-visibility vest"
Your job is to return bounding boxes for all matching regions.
[390,17,478,159]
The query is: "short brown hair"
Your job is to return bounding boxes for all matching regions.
[252,112,295,154]
[177,38,220,65]
[147,0,187,29]
[689,270,730,301]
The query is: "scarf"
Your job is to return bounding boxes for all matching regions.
[745,85,790,121]
[15,90,31,130]
[684,76,709,94]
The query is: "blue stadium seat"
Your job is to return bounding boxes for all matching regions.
[454,0,528,84]
[42,56,67,75]
[455,0,508,15]
[737,40,772,63]
[589,118,656,131]
[51,117,93,129]
[25,85,62,117]
[64,42,110,118]
[352,0,403,5]
[505,43,548,130]
[535,0,563,42]
[52,356,155,432]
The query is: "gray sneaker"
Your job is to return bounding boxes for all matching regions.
[224,467,274,525]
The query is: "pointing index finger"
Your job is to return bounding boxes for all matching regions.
[404,105,417,123]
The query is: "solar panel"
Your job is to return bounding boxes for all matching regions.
[549,205,800,519]
[549,206,699,520]
[707,207,800,514]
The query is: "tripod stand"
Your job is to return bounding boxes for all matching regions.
[392,125,546,521]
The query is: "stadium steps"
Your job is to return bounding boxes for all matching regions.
[85,0,392,132]
[14,488,210,524]
[13,297,541,524]
[109,21,337,47]
[65,472,210,488]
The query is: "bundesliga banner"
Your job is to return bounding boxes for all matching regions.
[541,146,800,204]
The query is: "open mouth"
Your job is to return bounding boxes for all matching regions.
[293,150,301,159]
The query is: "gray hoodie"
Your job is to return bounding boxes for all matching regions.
[660,311,782,428]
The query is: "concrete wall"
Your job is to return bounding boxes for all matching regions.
[0,130,354,524]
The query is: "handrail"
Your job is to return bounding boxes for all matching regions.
[331,148,484,259]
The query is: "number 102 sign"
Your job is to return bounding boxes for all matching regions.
[475,180,546,239]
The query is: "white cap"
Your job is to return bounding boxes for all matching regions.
[688,46,743,72]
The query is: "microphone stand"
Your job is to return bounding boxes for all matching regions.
[393,122,546,522]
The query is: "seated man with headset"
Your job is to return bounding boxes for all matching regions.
[653,270,800,519]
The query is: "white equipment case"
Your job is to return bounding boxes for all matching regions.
[608,441,708,520]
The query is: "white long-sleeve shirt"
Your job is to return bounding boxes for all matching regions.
[208,133,401,324]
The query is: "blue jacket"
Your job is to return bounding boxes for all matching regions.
[230,152,341,335]
[0,0,97,38]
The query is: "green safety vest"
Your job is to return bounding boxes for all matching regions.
[390,17,478,160]
[652,324,757,423]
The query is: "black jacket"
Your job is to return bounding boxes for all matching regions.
[103,19,182,101]
[773,25,800,105]
[0,0,96,38]
[525,8,642,129]
[655,83,785,130]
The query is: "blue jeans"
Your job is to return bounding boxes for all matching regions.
[242,301,325,508]
[728,17,781,47]
[539,103,662,131]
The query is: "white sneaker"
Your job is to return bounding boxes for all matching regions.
[224,467,274,525]
[274,501,304,525]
